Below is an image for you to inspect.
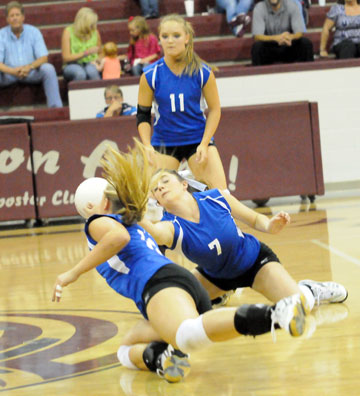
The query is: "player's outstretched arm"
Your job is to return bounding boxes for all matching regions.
[52,217,130,302]
[220,192,290,234]
[139,219,175,248]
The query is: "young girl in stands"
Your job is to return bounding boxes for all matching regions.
[93,41,122,79]
[126,16,161,76]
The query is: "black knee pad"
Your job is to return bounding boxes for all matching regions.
[142,341,168,372]
[234,304,272,336]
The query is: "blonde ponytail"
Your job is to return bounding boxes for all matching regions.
[100,139,151,225]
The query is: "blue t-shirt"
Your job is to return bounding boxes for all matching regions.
[162,189,261,279]
[96,102,137,118]
[0,24,48,67]
[143,58,211,146]
[85,214,172,318]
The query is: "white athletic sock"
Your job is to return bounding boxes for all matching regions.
[117,345,139,370]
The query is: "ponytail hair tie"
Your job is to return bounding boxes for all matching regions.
[128,16,134,22]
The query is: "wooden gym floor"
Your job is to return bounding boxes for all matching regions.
[0,191,359,396]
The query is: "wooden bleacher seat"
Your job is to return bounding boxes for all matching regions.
[1,106,69,122]
[0,0,336,112]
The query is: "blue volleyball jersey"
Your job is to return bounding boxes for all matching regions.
[143,58,211,146]
[85,214,172,318]
[162,189,261,279]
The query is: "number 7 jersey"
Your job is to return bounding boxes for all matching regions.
[162,189,261,279]
[143,58,212,146]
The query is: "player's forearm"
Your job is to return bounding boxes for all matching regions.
[201,107,221,145]
[138,123,153,146]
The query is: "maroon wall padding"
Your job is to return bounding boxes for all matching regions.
[215,102,323,200]
[0,124,36,221]
[26,101,323,219]
[309,102,324,195]
[1,107,70,123]
[31,117,137,218]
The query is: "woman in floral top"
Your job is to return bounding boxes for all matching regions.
[320,0,360,58]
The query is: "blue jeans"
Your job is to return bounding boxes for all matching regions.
[63,62,100,81]
[139,0,159,17]
[0,63,63,108]
[216,0,254,34]
[131,62,150,76]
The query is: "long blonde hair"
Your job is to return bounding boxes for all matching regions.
[129,16,150,39]
[158,14,216,76]
[101,139,151,225]
[73,7,98,40]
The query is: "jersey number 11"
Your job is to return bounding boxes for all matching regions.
[170,93,184,112]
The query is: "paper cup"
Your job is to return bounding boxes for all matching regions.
[184,0,194,17]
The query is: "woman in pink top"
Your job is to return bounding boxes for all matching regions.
[127,16,161,76]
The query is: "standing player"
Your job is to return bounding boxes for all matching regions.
[136,14,228,190]
[52,142,307,383]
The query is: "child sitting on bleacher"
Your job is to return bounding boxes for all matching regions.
[126,16,161,76]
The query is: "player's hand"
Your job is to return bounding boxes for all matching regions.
[144,145,157,166]
[87,46,100,55]
[267,211,290,234]
[195,144,208,164]
[52,269,79,302]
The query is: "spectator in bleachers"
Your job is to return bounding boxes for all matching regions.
[215,0,253,37]
[320,0,360,59]
[126,16,161,76]
[251,0,314,65]
[61,7,101,81]
[0,1,63,108]
[93,42,122,79]
[96,85,137,118]
[139,0,159,19]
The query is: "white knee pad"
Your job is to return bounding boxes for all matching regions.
[117,345,139,370]
[175,315,213,353]
[299,284,315,312]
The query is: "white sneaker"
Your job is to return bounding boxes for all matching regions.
[299,280,348,305]
[271,294,307,339]
[156,345,191,383]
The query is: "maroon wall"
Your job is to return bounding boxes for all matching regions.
[0,124,36,221]
[31,117,136,218]
[0,101,324,222]
[216,101,324,200]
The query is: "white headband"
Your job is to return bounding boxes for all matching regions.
[178,170,207,191]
